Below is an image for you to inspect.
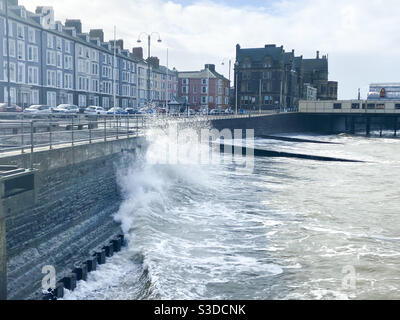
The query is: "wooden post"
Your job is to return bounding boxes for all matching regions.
[350,116,355,134]
[366,117,371,136]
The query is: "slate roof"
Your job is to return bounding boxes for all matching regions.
[178,68,228,81]
[236,45,284,63]
[302,58,328,72]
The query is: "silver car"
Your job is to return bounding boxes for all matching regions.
[53,104,79,114]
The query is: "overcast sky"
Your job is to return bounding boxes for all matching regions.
[20,0,400,99]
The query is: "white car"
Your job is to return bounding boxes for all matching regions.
[24,105,52,114]
[84,106,107,115]
[53,104,79,114]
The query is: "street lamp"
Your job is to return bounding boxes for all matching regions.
[137,32,162,106]
[5,0,11,107]
[234,61,239,115]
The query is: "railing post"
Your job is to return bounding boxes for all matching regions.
[71,116,74,147]
[127,116,129,139]
[89,118,92,144]
[104,117,107,142]
[30,120,34,170]
[116,116,119,140]
[136,116,139,136]
[49,115,53,150]
[21,115,24,154]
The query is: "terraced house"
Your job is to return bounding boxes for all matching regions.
[178,64,230,111]
[0,0,138,109]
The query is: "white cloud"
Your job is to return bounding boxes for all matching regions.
[19,0,400,99]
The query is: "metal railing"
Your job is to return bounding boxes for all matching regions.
[0,110,280,157]
[0,114,148,156]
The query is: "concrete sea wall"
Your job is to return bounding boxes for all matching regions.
[0,137,146,300]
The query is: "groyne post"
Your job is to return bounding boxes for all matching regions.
[366,117,371,136]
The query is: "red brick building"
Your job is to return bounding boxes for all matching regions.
[178,64,230,111]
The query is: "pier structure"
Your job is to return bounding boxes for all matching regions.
[299,100,400,136]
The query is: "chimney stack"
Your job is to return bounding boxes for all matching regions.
[316,51,320,59]
[89,29,104,42]
[132,47,143,59]
[205,64,215,72]
[65,19,82,34]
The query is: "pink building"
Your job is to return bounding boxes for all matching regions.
[178,64,230,111]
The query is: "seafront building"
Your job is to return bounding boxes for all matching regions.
[131,50,178,109]
[234,44,338,111]
[0,0,179,110]
[178,64,230,111]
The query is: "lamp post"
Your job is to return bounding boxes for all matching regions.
[221,59,232,111]
[234,61,239,115]
[137,32,162,106]
[5,0,11,107]
[206,65,210,114]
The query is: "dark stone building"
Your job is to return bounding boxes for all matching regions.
[235,44,338,111]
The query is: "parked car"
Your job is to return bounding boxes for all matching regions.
[225,108,234,115]
[84,106,107,115]
[24,105,52,114]
[53,104,79,114]
[209,109,221,115]
[0,103,23,113]
[107,107,128,115]
[125,108,136,114]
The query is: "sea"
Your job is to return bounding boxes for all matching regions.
[63,128,400,300]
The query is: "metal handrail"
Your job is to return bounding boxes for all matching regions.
[0,111,277,157]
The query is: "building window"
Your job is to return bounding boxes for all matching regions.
[65,41,71,54]
[31,90,39,104]
[47,51,56,66]
[17,63,25,83]
[67,93,74,104]
[367,103,376,109]
[28,66,39,85]
[17,41,25,60]
[47,91,57,107]
[0,1,4,11]
[28,46,39,62]
[4,87,17,104]
[351,103,360,109]
[395,104,400,110]
[47,34,54,48]
[64,74,73,90]
[28,28,36,43]
[57,52,63,68]
[376,103,385,110]
[47,70,56,87]
[56,37,62,51]
[3,62,16,82]
[202,86,207,94]
[17,24,24,39]
[333,103,342,109]
[56,71,63,88]
[102,97,110,109]
[78,95,87,107]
